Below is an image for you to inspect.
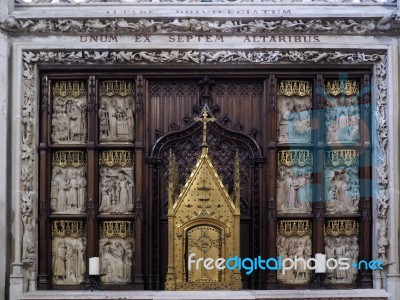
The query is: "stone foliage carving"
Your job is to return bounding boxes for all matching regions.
[52,221,86,285]
[277,220,312,284]
[99,151,134,214]
[277,150,313,214]
[19,49,388,289]
[325,150,359,214]
[1,16,399,35]
[99,221,134,284]
[99,81,135,142]
[325,81,360,144]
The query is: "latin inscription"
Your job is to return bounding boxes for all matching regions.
[105,9,292,16]
[79,35,321,44]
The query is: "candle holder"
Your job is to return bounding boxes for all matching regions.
[87,274,106,291]
[310,272,326,289]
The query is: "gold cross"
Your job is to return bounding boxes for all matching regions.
[194,107,216,145]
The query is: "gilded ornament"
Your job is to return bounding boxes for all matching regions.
[99,81,134,97]
[277,80,312,97]
[278,220,311,237]
[278,150,313,167]
[52,151,86,168]
[52,220,86,238]
[325,80,359,96]
[325,150,359,167]
[324,220,359,237]
[53,81,86,97]
[99,150,133,167]
[100,221,134,238]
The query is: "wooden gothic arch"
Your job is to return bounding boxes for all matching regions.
[147,79,265,289]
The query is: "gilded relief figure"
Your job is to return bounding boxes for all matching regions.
[51,81,87,144]
[98,167,134,214]
[52,237,86,285]
[50,167,87,214]
[99,237,135,284]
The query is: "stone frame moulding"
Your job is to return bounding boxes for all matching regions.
[14,46,391,296]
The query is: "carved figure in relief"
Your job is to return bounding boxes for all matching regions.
[325,167,359,214]
[100,238,134,283]
[278,97,311,143]
[52,238,86,284]
[99,168,134,214]
[326,95,360,144]
[51,167,86,214]
[277,235,311,284]
[99,95,135,142]
[277,166,312,213]
[22,224,35,261]
[325,236,359,283]
[52,96,86,144]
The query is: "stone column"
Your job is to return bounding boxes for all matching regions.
[0,30,9,300]
[385,42,400,300]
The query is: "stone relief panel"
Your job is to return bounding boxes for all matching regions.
[277,220,312,284]
[99,81,135,143]
[277,81,312,144]
[277,150,313,214]
[51,151,87,214]
[99,221,134,284]
[325,150,359,214]
[52,221,86,285]
[325,80,360,144]
[51,81,87,144]
[324,220,359,284]
[99,151,134,214]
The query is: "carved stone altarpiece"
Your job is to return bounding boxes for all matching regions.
[165,105,242,290]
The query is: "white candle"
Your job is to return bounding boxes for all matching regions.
[89,257,100,275]
[315,253,327,273]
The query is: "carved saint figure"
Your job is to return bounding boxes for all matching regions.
[278,97,311,143]
[99,168,134,214]
[100,238,134,283]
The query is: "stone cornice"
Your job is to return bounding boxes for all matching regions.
[1,14,400,35]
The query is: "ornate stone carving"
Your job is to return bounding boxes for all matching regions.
[325,150,360,214]
[2,16,399,35]
[99,81,135,142]
[99,151,135,214]
[324,220,359,284]
[51,151,87,214]
[277,220,312,284]
[51,221,86,285]
[99,221,134,284]
[277,150,313,214]
[18,48,388,289]
[51,81,87,144]
[277,80,312,144]
[325,80,360,144]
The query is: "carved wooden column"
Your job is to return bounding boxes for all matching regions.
[359,74,372,287]
[38,76,51,289]
[134,75,145,288]
[265,75,278,289]
[86,76,98,281]
[311,75,325,282]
